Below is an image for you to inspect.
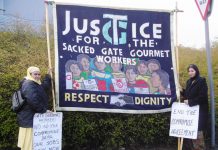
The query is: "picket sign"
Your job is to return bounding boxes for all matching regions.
[169,102,199,139]
[33,112,63,150]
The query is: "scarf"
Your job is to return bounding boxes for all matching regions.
[25,66,41,85]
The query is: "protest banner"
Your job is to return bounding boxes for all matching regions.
[33,112,63,150]
[169,102,199,139]
[53,3,178,113]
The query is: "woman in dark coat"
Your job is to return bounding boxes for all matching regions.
[17,66,51,150]
[181,64,208,150]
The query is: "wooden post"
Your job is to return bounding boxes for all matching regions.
[45,0,56,112]
[180,138,183,150]
[173,2,183,91]
[173,3,184,150]
[178,138,180,150]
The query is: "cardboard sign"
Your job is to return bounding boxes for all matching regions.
[134,87,150,94]
[112,78,128,93]
[169,102,199,139]
[33,112,63,150]
[83,79,98,91]
[66,72,73,89]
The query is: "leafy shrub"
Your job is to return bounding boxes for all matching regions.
[0,27,217,149]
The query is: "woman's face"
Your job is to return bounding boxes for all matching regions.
[137,63,148,75]
[111,63,121,72]
[126,69,137,83]
[188,68,196,78]
[81,58,90,71]
[31,71,41,81]
[151,72,161,88]
[148,62,160,72]
[95,61,106,71]
[70,64,81,77]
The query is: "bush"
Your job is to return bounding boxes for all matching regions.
[0,28,217,149]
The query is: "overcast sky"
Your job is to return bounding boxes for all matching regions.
[2,0,217,48]
[175,0,217,48]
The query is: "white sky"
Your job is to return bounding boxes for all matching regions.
[175,0,217,48]
[52,0,217,48]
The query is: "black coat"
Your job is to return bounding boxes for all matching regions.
[17,74,51,127]
[182,76,208,131]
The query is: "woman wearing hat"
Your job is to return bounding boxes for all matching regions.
[17,66,51,150]
[181,64,208,150]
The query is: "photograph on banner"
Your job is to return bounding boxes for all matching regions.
[54,4,178,113]
[169,102,199,139]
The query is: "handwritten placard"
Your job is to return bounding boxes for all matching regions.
[169,102,199,139]
[33,112,63,150]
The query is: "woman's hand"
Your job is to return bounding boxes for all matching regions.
[47,68,53,75]
[46,110,52,113]
[184,100,189,105]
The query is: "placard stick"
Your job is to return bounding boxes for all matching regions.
[172,2,183,104]
[178,138,180,150]
[173,3,183,147]
[45,1,56,112]
[180,138,183,150]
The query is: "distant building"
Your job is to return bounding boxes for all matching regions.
[0,0,52,30]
